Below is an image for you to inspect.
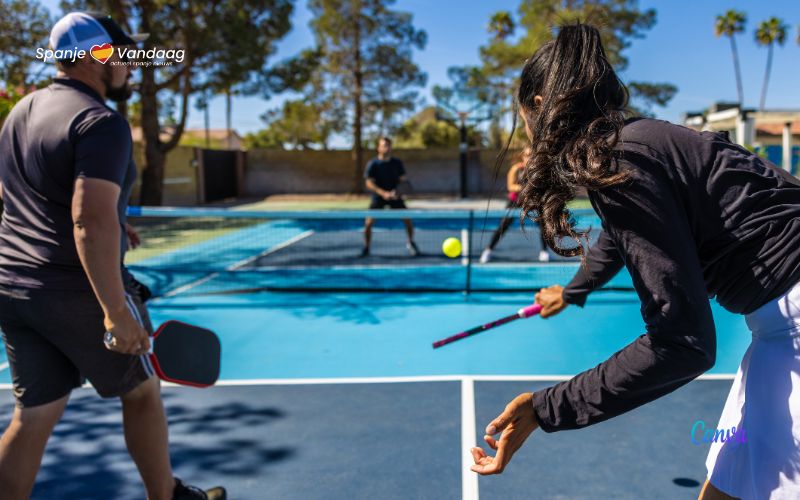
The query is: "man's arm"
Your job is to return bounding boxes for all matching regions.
[73,178,149,355]
[507,164,522,192]
[71,113,147,355]
[366,178,390,199]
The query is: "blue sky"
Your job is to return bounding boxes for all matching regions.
[40,0,800,138]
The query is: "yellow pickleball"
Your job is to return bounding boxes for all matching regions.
[442,237,462,258]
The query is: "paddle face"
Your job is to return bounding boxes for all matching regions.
[149,321,221,387]
[395,179,412,197]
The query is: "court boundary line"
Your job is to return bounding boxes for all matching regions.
[461,378,479,500]
[0,369,735,498]
[0,373,737,389]
[227,230,315,271]
[162,272,220,298]
[209,374,736,385]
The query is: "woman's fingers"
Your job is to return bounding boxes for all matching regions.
[486,409,513,436]
[471,447,487,463]
[470,447,495,474]
[474,393,538,476]
[472,425,533,475]
[470,452,498,474]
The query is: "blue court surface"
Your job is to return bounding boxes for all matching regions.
[0,290,749,499]
[0,209,751,498]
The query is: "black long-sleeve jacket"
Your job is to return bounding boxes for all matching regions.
[533,118,800,432]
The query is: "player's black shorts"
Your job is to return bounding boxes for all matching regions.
[369,197,407,209]
[0,274,154,408]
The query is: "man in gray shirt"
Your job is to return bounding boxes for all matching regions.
[0,12,223,500]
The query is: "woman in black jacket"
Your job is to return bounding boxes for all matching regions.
[471,23,800,500]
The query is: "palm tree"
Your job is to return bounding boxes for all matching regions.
[714,10,747,106]
[755,17,788,110]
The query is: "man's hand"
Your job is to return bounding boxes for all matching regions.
[380,189,398,200]
[471,392,539,475]
[535,284,568,318]
[125,223,141,250]
[103,307,150,355]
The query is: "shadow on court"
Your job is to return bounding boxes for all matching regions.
[0,379,729,499]
[474,380,730,499]
[146,290,641,329]
[0,390,294,499]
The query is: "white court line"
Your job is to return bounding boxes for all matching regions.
[160,230,314,298]
[461,378,479,500]
[0,362,8,373]
[209,373,735,385]
[166,373,738,387]
[163,272,220,298]
[227,230,314,271]
[0,373,737,390]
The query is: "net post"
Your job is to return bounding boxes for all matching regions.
[465,210,474,295]
[460,228,469,266]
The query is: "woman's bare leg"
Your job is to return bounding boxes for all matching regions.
[698,480,738,500]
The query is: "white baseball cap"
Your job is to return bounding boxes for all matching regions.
[49,12,148,58]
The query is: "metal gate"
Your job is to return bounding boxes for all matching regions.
[195,148,244,203]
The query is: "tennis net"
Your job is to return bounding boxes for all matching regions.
[125,207,633,297]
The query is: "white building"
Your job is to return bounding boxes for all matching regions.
[683,103,800,173]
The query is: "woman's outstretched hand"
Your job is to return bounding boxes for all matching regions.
[535,284,568,318]
[471,392,539,475]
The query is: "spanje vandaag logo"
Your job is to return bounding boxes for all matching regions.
[36,45,185,67]
[90,43,113,63]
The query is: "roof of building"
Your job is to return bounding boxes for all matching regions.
[755,121,800,136]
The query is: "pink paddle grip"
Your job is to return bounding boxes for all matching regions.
[518,303,543,318]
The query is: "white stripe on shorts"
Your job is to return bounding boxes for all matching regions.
[124,293,155,378]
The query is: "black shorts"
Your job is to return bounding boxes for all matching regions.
[0,276,154,408]
[369,197,407,209]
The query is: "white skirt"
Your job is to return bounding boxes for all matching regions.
[706,281,800,499]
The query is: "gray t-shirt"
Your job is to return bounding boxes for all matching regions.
[0,77,136,290]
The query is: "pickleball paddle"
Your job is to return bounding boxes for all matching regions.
[149,321,221,387]
[394,179,412,198]
[432,303,542,349]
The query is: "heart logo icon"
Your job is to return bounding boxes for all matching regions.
[90,43,114,64]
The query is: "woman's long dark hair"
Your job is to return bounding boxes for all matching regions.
[514,23,629,257]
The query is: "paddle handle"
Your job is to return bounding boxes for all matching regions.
[432,303,542,349]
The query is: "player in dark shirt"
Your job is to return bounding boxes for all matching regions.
[361,136,419,257]
[470,24,800,500]
[0,12,223,500]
